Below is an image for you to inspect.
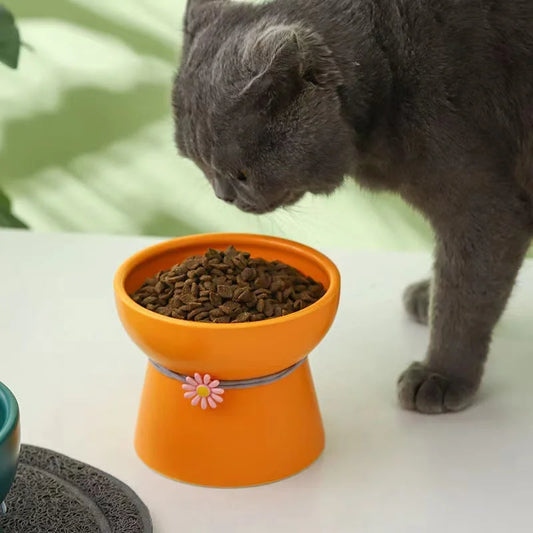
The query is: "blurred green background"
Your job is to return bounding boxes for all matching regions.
[0,0,433,250]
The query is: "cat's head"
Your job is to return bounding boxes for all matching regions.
[173,0,352,213]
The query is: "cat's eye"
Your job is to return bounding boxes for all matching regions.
[303,70,319,85]
[236,172,247,182]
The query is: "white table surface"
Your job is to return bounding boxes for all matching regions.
[2,229,532,533]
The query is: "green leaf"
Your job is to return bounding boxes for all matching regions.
[0,189,28,228]
[0,5,21,68]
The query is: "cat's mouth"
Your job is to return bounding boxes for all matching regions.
[235,191,304,214]
[235,201,276,214]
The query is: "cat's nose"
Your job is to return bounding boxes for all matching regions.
[217,193,235,204]
[213,179,236,204]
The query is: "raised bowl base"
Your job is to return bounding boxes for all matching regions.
[135,360,325,487]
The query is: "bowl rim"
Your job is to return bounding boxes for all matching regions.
[114,233,340,330]
[0,382,19,446]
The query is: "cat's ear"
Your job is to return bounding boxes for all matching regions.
[184,0,226,46]
[240,24,343,111]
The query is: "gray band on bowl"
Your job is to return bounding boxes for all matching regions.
[149,357,308,390]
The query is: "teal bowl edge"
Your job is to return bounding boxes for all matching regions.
[0,381,20,504]
[0,382,19,446]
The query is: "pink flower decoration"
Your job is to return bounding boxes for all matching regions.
[182,373,224,409]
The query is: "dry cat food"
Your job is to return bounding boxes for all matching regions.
[131,246,326,323]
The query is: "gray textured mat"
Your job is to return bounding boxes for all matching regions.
[0,444,152,533]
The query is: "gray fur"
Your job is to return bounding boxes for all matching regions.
[403,278,430,325]
[173,0,533,413]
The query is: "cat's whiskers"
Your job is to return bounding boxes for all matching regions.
[265,213,286,237]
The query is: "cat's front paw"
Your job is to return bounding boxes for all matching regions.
[403,279,430,325]
[397,362,477,414]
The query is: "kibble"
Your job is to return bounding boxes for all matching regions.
[131,246,326,323]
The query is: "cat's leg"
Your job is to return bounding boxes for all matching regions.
[403,279,430,325]
[398,202,531,414]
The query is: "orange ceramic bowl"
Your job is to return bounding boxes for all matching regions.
[114,233,340,380]
[114,233,340,487]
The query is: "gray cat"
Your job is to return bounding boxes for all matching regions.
[172,0,533,414]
